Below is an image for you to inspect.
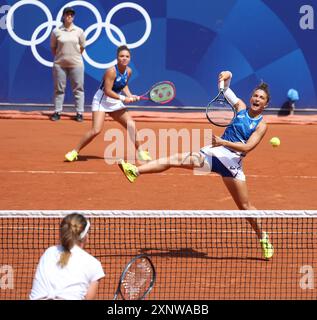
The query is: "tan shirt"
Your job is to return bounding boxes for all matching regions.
[51,24,86,67]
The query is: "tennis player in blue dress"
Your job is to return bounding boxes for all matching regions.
[65,45,151,162]
[118,70,274,260]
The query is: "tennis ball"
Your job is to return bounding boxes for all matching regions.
[270,137,280,147]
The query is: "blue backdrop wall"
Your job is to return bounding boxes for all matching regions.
[0,0,316,108]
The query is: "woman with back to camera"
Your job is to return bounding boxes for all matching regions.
[29,213,105,300]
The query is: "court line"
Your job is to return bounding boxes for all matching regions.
[1,170,317,180]
[0,169,317,179]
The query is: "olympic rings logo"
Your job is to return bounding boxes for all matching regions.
[6,0,152,69]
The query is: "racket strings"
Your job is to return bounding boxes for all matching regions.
[149,83,175,103]
[206,98,236,127]
[121,258,153,299]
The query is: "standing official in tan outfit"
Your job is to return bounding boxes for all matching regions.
[50,7,86,122]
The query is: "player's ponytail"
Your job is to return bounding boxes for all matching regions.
[58,213,89,268]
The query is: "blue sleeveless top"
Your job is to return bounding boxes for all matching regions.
[99,65,128,93]
[221,109,263,144]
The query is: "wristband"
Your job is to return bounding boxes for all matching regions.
[223,87,239,106]
[119,95,125,102]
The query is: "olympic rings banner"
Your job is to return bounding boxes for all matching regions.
[0,0,317,108]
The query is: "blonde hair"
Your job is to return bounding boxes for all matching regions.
[58,213,89,268]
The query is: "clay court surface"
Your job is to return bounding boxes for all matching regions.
[0,118,316,210]
[1,117,317,300]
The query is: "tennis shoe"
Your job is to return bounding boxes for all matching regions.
[75,113,83,122]
[118,159,138,183]
[138,150,152,161]
[260,232,274,260]
[65,150,78,162]
[50,112,61,121]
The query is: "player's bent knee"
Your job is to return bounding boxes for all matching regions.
[191,152,205,168]
[179,152,205,167]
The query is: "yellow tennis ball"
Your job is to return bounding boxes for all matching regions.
[270,137,280,147]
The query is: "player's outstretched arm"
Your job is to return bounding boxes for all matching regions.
[218,71,246,111]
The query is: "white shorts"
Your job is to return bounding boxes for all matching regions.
[91,89,126,112]
[200,145,246,181]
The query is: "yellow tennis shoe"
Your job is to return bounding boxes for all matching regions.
[65,150,78,162]
[138,150,152,161]
[118,159,138,183]
[260,232,274,260]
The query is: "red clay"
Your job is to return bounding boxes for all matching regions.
[0,118,316,300]
[0,119,316,210]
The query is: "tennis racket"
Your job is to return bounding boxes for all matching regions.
[113,254,156,300]
[138,81,176,104]
[206,80,236,127]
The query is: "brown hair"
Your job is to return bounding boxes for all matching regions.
[117,45,130,57]
[253,81,270,103]
[58,213,88,268]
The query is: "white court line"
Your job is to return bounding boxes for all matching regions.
[0,170,114,175]
[0,170,317,179]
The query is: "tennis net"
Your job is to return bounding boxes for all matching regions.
[1,210,316,300]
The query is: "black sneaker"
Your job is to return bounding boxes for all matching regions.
[50,112,61,121]
[75,113,83,122]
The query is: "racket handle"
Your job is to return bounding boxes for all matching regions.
[219,80,225,91]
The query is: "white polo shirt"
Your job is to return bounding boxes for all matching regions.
[29,245,105,300]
